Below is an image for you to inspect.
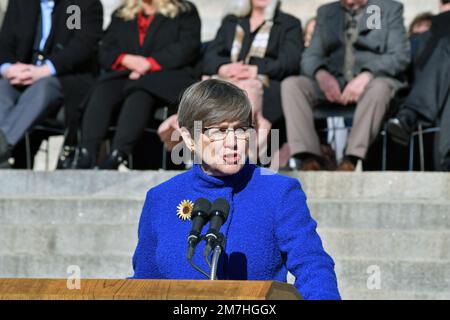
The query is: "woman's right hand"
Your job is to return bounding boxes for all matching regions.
[218,62,248,80]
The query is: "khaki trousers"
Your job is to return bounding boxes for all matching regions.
[281,75,398,160]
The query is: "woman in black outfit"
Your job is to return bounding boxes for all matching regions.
[74,0,201,169]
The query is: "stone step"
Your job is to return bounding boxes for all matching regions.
[318,229,450,261]
[1,224,449,262]
[1,170,449,200]
[1,198,449,231]
[311,200,450,230]
[1,254,449,296]
[0,254,133,279]
[335,258,450,294]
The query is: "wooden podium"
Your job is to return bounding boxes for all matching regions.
[0,279,302,300]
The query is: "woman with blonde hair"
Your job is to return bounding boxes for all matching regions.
[158,0,303,167]
[66,0,201,169]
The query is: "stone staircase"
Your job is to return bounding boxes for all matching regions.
[0,170,449,300]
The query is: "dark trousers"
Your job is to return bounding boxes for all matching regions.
[80,77,157,157]
[404,36,450,164]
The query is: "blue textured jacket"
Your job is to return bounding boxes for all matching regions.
[131,163,341,300]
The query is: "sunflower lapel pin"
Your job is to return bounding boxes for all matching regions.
[176,199,194,221]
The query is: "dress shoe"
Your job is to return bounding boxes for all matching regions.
[98,150,128,170]
[73,148,95,169]
[387,108,418,146]
[337,159,356,171]
[56,145,76,170]
[300,158,322,171]
[321,144,337,171]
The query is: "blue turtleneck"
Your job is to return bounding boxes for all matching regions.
[130,163,341,300]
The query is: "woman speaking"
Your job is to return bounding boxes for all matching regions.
[131,79,340,300]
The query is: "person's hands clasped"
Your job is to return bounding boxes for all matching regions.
[341,71,373,105]
[237,65,258,81]
[121,54,152,80]
[3,63,52,86]
[315,69,343,104]
[218,62,254,81]
[3,63,31,85]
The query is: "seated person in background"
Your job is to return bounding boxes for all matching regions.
[409,12,433,36]
[158,0,303,167]
[281,0,410,171]
[0,0,103,168]
[71,0,201,170]
[303,17,316,49]
[387,1,450,172]
[408,12,434,61]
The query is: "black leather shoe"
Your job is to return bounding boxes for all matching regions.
[73,148,95,169]
[387,108,418,146]
[386,118,410,146]
[56,145,76,170]
[98,150,128,170]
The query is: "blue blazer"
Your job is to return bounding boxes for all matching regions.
[131,163,341,300]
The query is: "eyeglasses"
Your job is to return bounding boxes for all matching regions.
[201,126,255,141]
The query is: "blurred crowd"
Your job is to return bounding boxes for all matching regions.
[0,0,449,171]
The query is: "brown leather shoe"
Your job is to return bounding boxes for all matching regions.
[337,159,356,172]
[300,159,322,171]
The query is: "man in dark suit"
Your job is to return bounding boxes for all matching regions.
[281,0,410,171]
[387,0,450,171]
[0,0,103,167]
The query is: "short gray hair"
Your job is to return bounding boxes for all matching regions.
[178,79,252,135]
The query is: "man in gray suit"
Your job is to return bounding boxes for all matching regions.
[281,0,410,171]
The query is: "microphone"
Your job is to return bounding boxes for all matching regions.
[187,198,212,260]
[203,198,230,259]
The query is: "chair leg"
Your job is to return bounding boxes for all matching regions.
[105,140,111,155]
[128,154,133,170]
[409,135,415,171]
[25,132,32,170]
[45,140,50,171]
[418,123,425,172]
[162,106,169,170]
[382,124,387,171]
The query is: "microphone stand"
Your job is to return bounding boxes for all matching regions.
[187,235,210,279]
[209,233,225,280]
